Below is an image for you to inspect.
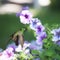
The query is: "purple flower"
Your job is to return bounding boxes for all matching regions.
[16,6,33,24]
[35,25,45,35]
[36,38,43,46]
[7,43,17,52]
[36,32,47,45]
[29,41,42,50]
[22,6,29,10]
[30,18,41,30]
[20,9,32,24]
[16,6,29,17]
[51,28,60,42]
[0,47,14,60]
[34,58,40,60]
[16,7,32,24]
[56,40,60,45]
[16,12,21,17]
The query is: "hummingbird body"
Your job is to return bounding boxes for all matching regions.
[12,31,24,48]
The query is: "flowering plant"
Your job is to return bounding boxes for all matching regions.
[0,6,60,60]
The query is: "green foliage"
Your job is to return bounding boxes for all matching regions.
[13,52,34,60]
[39,24,60,60]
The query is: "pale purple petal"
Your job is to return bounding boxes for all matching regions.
[30,18,41,30]
[40,32,47,40]
[36,32,47,40]
[2,47,14,58]
[29,41,42,50]
[16,12,21,17]
[20,10,32,24]
[36,40,43,46]
[36,32,47,45]
[51,28,60,43]
[36,25,45,34]
[22,6,29,10]
[56,40,60,45]
[16,6,29,17]
[34,58,40,60]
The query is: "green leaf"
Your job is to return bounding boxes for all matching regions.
[31,50,40,55]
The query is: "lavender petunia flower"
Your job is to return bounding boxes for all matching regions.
[51,28,60,43]
[35,24,45,35]
[56,40,60,45]
[3,47,14,58]
[29,41,42,50]
[16,12,21,17]
[36,38,43,46]
[34,58,40,60]
[30,18,41,30]
[20,10,32,24]
[22,6,29,10]
[16,6,32,24]
[0,47,14,60]
[16,6,29,17]
[7,43,17,52]
[36,32,47,45]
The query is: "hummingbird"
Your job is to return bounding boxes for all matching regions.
[6,31,24,48]
[12,31,24,48]
[7,28,27,48]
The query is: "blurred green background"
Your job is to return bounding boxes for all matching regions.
[0,0,60,49]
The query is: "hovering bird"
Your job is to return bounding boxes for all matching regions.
[6,30,24,48]
[12,31,24,48]
[7,28,27,48]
